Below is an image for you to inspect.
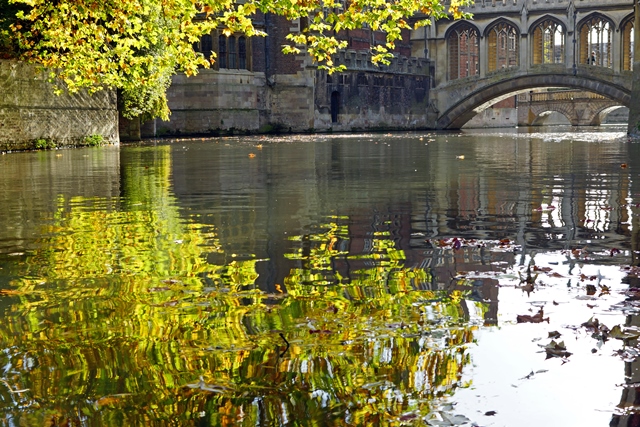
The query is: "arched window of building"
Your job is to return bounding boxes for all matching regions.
[192,33,213,64]
[487,21,518,72]
[531,19,564,64]
[622,19,634,71]
[448,24,480,80]
[579,16,613,67]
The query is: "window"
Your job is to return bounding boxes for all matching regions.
[239,37,247,69]
[193,34,213,61]
[448,24,480,80]
[622,19,634,71]
[532,19,564,64]
[488,22,518,72]
[218,35,227,69]
[579,16,612,67]
[217,35,248,70]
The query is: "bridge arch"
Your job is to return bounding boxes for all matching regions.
[531,111,571,126]
[436,73,631,129]
[591,105,628,126]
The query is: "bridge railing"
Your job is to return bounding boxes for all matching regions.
[517,91,609,102]
[438,0,632,14]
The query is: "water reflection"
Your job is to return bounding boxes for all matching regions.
[0,127,638,426]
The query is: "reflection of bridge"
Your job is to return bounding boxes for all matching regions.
[413,0,635,129]
[516,90,624,126]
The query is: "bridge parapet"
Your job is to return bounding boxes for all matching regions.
[335,50,429,75]
[439,0,632,15]
[519,91,608,102]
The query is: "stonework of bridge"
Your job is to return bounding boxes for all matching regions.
[516,90,623,126]
[411,0,637,130]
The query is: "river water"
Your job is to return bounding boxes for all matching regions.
[0,126,639,426]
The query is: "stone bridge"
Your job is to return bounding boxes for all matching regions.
[411,0,636,129]
[516,89,624,126]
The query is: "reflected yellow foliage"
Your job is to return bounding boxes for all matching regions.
[0,148,479,426]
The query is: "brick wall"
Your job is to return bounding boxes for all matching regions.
[0,60,118,151]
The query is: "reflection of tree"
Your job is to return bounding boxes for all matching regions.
[0,152,479,426]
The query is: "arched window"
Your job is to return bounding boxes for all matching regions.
[579,16,612,67]
[532,19,564,64]
[193,34,213,63]
[448,24,480,80]
[488,22,518,72]
[622,19,634,71]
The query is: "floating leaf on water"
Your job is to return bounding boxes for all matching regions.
[544,340,572,359]
[485,411,497,416]
[581,317,600,331]
[517,309,548,324]
[609,325,640,340]
[548,331,561,339]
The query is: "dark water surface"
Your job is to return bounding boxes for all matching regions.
[0,127,639,426]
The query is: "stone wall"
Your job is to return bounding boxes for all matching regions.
[142,51,434,136]
[141,69,269,137]
[314,51,434,131]
[0,60,118,151]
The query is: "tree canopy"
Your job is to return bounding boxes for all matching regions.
[5,0,471,120]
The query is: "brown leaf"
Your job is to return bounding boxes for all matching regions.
[517,308,549,324]
[545,340,571,359]
[581,317,600,331]
[609,325,640,340]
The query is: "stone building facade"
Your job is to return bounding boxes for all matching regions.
[136,14,434,138]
